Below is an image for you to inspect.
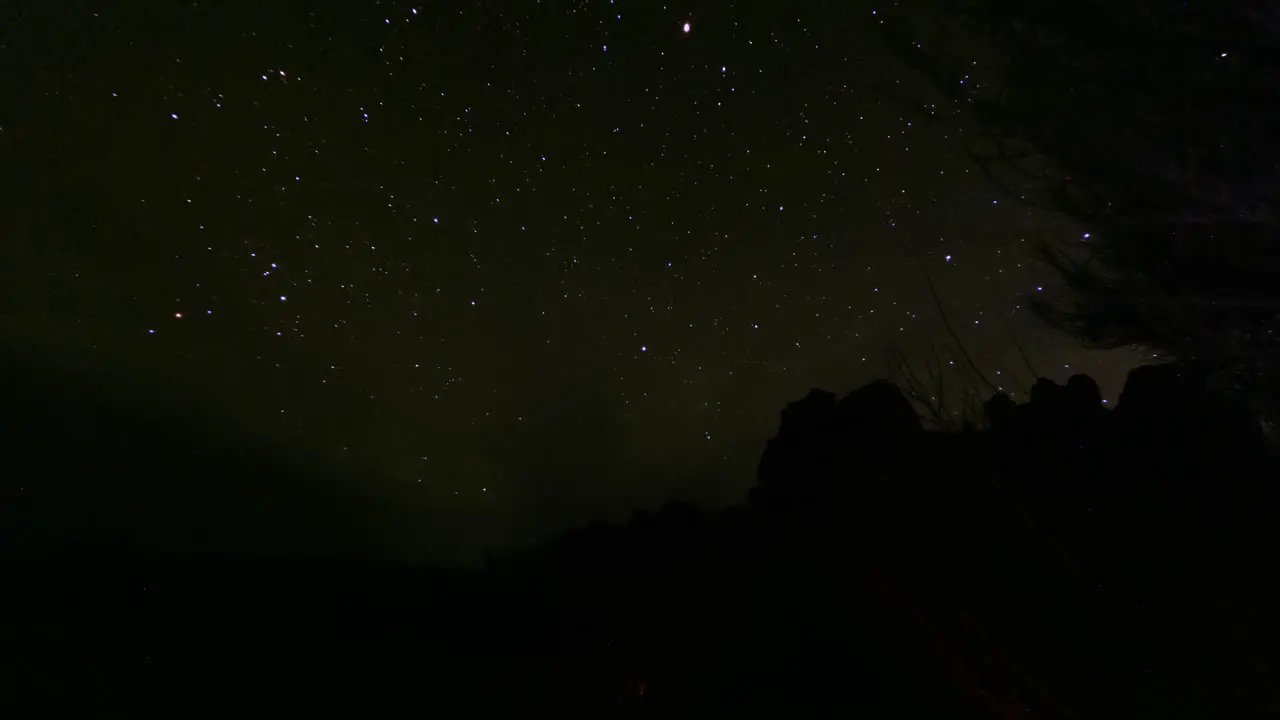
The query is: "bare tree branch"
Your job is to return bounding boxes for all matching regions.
[896,240,1002,396]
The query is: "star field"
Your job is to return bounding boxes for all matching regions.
[1,1,1141,562]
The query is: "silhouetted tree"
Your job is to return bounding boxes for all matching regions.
[887,342,990,431]
[881,0,1280,427]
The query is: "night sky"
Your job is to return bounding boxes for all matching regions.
[2,2,1142,563]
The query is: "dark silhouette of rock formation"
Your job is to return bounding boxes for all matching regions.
[4,359,1277,716]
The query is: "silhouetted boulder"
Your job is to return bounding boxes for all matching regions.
[754,388,841,500]
[835,379,922,438]
[1028,377,1069,419]
[983,392,1017,433]
[1115,363,1190,431]
[1006,377,1073,451]
[776,388,841,437]
[1066,374,1102,408]
[754,381,920,507]
[1064,374,1110,448]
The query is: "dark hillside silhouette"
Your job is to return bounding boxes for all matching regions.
[3,360,1278,715]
